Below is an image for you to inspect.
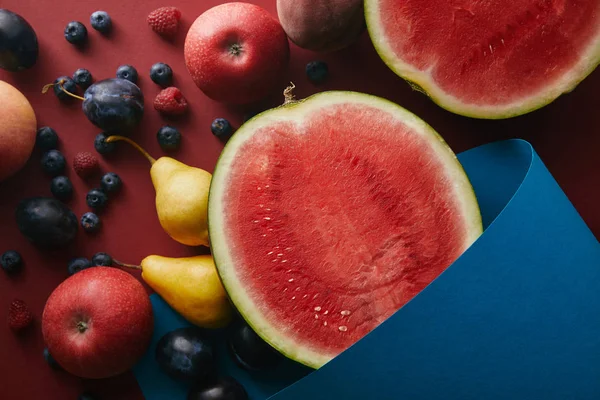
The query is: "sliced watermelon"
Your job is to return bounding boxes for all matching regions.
[365,0,600,119]
[208,91,483,369]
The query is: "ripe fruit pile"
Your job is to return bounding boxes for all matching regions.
[0,1,598,399]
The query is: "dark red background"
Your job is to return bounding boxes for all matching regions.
[0,1,598,399]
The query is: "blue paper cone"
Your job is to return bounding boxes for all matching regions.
[134,139,600,400]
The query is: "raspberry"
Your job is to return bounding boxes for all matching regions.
[8,299,33,332]
[147,7,181,38]
[73,152,100,178]
[154,87,188,116]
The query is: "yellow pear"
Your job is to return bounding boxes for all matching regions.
[117,255,232,329]
[105,136,211,247]
[151,157,212,247]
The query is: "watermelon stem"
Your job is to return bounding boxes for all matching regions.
[113,259,142,271]
[104,136,156,164]
[283,82,298,105]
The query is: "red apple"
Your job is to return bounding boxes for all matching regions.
[0,80,36,182]
[42,267,153,379]
[184,2,290,105]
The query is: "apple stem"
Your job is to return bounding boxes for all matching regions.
[41,79,85,101]
[77,321,88,333]
[104,136,156,165]
[113,259,143,271]
[283,82,298,105]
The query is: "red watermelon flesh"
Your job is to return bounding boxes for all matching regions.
[366,0,600,118]
[209,92,482,368]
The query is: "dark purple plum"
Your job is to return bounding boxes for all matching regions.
[82,78,144,133]
[15,197,78,248]
[0,9,38,71]
[187,376,248,400]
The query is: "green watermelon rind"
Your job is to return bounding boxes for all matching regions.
[208,91,483,369]
[364,0,600,120]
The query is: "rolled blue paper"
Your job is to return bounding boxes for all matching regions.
[134,139,600,400]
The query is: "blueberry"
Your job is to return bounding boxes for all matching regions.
[211,118,233,138]
[1,250,23,274]
[78,393,96,400]
[100,172,122,194]
[116,65,138,84]
[94,132,117,155]
[67,257,92,275]
[306,61,329,84]
[36,127,59,150]
[83,79,144,133]
[86,188,108,210]
[64,21,87,45]
[52,76,77,101]
[50,176,73,201]
[43,348,62,370]
[41,150,66,176]
[90,11,112,33]
[157,126,181,151]
[150,62,173,87]
[92,252,112,267]
[81,212,101,233]
[73,68,93,89]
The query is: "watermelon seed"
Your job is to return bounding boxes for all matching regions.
[281,260,288,263]
[338,326,348,332]
[288,278,294,282]
[283,288,288,292]
[257,187,262,190]
[259,204,264,208]
[253,220,259,223]
[303,295,308,299]
[285,247,292,251]
[314,306,322,312]
[292,296,296,300]
[341,310,351,316]
[262,234,267,237]
[315,314,319,319]
[277,253,283,257]
[313,294,319,299]
[323,322,328,326]
[295,287,301,291]
[324,310,329,315]
[263,217,271,221]
[267,251,274,255]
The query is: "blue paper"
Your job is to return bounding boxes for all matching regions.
[134,139,600,399]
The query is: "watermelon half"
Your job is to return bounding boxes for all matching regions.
[365,0,600,119]
[208,91,483,369]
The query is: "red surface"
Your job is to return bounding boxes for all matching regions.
[223,100,473,359]
[378,0,600,104]
[0,1,598,399]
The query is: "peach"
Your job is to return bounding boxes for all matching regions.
[0,80,36,182]
[277,0,365,53]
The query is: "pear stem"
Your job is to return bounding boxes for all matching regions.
[105,136,156,164]
[113,259,143,271]
[283,82,298,105]
[42,79,85,101]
